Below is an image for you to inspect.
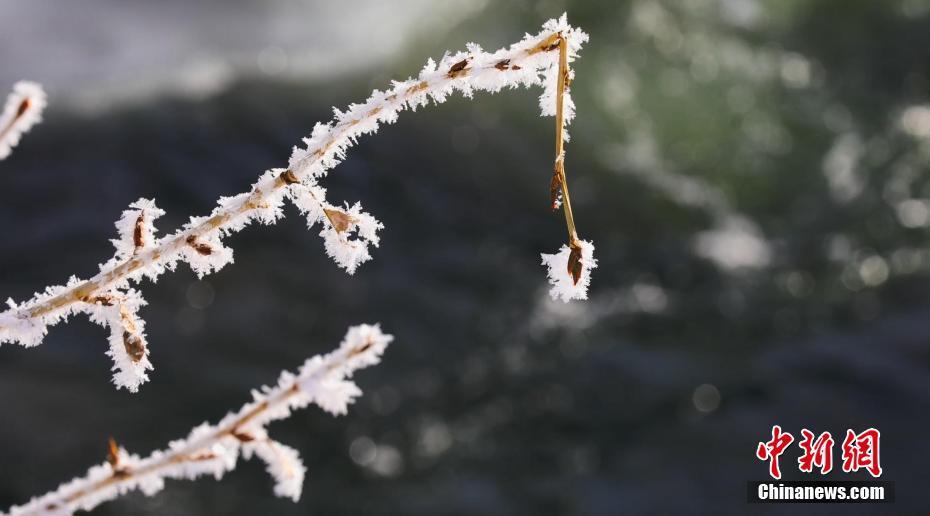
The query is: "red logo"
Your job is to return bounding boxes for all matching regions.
[756,426,882,479]
[841,428,882,478]
[755,425,794,479]
[797,429,834,474]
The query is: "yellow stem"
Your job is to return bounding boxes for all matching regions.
[554,35,579,247]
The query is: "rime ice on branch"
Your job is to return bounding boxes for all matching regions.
[0,81,46,160]
[4,324,392,516]
[0,15,591,390]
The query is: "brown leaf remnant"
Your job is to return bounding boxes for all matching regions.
[447,58,470,79]
[406,81,429,95]
[323,208,356,233]
[123,332,146,362]
[187,451,218,462]
[106,437,132,478]
[132,213,146,252]
[529,33,561,55]
[15,99,30,118]
[185,235,214,256]
[106,438,120,468]
[279,169,300,185]
[1,99,34,144]
[352,338,374,356]
[567,242,583,285]
[232,430,256,443]
[83,294,115,307]
[550,158,564,211]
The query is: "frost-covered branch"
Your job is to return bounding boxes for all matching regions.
[4,324,392,516]
[0,81,46,160]
[0,15,592,391]
[541,35,597,302]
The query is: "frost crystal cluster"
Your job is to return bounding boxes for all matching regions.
[541,239,598,302]
[4,324,392,516]
[0,15,592,391]
[0,81,46,160]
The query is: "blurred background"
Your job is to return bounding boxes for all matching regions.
[1,0,929,514]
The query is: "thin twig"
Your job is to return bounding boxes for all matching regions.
[553,34,580,247]
[5,325,392,515]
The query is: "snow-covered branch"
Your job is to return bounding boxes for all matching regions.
[0,81,46,160]
[4,324,392,516]
[0,15,592,391]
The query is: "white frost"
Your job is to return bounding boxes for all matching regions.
[541,239,597,302]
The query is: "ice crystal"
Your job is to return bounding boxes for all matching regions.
[541,239,597,302]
